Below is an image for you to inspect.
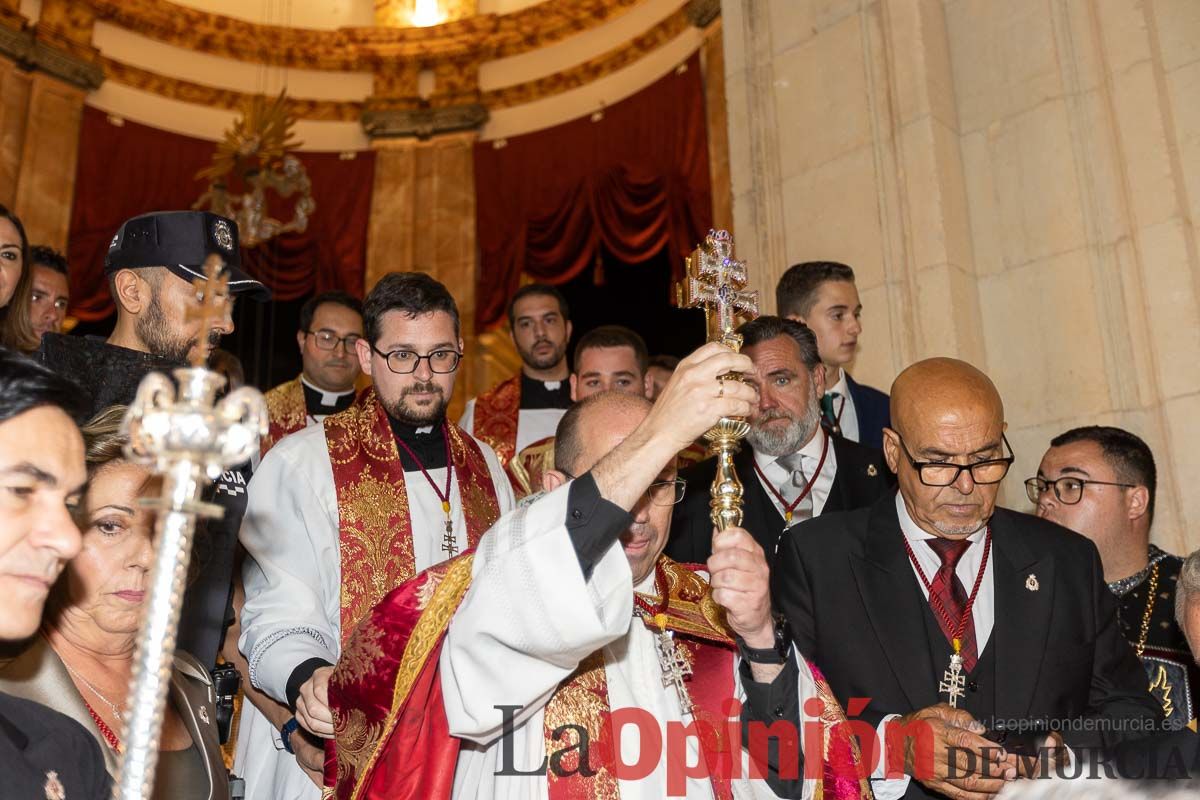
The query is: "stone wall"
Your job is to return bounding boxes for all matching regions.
[723,0,1200,555]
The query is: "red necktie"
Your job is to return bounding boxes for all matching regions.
[925,538,979,672]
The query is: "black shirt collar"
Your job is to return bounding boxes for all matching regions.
[300,380,356,416]
[387,415,448,470]
[520,371,571,410]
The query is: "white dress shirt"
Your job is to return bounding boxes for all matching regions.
[825,370,860,444]
[752,428,838,519]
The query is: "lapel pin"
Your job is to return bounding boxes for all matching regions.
[1026,573,1039,592]
[199,706,211,724]
[44,771,65,800]
[867,464,878,477]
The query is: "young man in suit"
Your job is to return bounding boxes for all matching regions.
[774,357,1163,799]
[777,261,890,449]
[666,316,892,566]
[0,350,109,799]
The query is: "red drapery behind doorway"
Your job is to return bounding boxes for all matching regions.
[67,107,374,322]
[473,54,713,330]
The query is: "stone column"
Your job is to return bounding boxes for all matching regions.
[721,0,1200,550]
[0,0,102,248]
[365,133,492,421]
[0,55,31,208]
[12,72,87,248]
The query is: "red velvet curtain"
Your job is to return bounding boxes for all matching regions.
[68,107,375,322]
[474,54,713,329]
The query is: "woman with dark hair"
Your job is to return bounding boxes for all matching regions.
[0,405,231,800]
[0,204,41,352]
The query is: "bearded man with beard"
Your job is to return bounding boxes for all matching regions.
[235,272,515,800]
[38,211,270,416]
[666,316,891,567]
[460,284,573,475]
[37,211,270,675]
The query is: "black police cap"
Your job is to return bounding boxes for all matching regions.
[104,211,271,301]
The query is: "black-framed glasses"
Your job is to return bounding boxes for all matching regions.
[562,471,687,506]
[1024,476,1135,506]
[306,329,362,352]
[895,434,1015,487]
[370,344,462,375]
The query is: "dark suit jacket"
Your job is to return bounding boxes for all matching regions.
[1112,726,1200,780]
[844,373,891,450]
[0,638,229,798]
[0,690,109,799]
[773,496,1163,797]
[665,435,893,565]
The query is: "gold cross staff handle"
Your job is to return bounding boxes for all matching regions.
[674,230,759,533]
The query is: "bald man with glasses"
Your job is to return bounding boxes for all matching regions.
[1032,426,1199,730]
[773,358,1162,800]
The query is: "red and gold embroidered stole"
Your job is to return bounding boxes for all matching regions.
[329,546,871,800]
[261,376,307,456]
[543,557,739,800]
[324,388,500,648]
[509,435,557,499]
[471,374,520,467]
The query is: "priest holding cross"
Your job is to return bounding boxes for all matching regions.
[325,232,873,800]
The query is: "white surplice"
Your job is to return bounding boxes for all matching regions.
[440,483,823,799]
[459,398,566,455]
[234,421,515,800]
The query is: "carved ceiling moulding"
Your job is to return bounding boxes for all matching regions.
[483,7,690,109]
[78,0,644,71]
[101,56,360,121]
[685,0,720,29]
[362,103,489,139]
[100,6,694,127]
[0,23,104,90]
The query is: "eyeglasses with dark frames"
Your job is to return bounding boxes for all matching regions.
[895,434,1015,487]
[305,329,362,352]
[1024,476,1135,506]
[370,344,462,375]
[561,470,687,506]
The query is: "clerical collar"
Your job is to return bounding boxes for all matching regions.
[895,491,986,544]
[520,372,571,410]
[1108,544,1171,597]
[826,369,849,398]
[387,414,448,470]
[300,374,356,408]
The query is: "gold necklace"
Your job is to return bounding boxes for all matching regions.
[1135,563,1160,658]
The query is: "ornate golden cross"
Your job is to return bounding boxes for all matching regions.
[184,254,231,367]
[676,230,759,345]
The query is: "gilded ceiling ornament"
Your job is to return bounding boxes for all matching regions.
[193,90,315,247]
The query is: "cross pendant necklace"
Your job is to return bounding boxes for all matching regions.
[938,642,967,708]
[902,529,992,709]
[395,422,458,558]
[633,562,694,716]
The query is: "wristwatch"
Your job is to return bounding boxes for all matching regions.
[736,614,792,665]
[280,717,300,754]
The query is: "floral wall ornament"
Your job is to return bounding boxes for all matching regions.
[193,90,316,248]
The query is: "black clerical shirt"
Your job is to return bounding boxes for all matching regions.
[519,372,571,410]
[301,381,355,419]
